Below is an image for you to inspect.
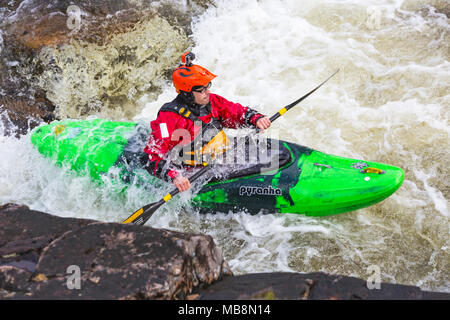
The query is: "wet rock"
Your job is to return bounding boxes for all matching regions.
[0,203,232,299]
[1,204,448,300]
[0,265,32,298]
[0,95,56,137]
[196,272,450,300]
[0,203,95,276]
[3,0,213,49]
[0,0,215,133]
[0,31,56,136]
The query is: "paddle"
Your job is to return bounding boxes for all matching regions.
[122,69,340,225]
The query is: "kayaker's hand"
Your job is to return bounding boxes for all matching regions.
[173,175,191,193]
[256,117,271,131]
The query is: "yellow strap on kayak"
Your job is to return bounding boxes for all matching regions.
[361,167,385,174]
[54,124,66,136]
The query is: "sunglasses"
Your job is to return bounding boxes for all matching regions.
[192,82,212,94]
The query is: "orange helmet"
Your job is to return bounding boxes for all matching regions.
[172,52,217,93]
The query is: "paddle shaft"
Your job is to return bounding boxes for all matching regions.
[123,69,340,225]
[269,69,340,123]
[162,165,211,201]
[122,165,211,225]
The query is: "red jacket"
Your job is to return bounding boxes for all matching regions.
[144,93,264,181]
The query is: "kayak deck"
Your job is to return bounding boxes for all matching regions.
[30,119,404,216]
[192,141,404,216]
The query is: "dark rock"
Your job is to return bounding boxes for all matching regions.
[0,203,232,299]
[197,272,450,300]
[0,95,56,137]
[2,0,213,47]
[0,266,33,298]
[1,203,447,300]
[0,203,94,278]
[28,223,232,299]
[0,203,94,253]
[0,31,57,137]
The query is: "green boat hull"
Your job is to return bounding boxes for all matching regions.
[31,119,404,216]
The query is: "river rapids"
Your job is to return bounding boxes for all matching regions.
[0,0,448,292]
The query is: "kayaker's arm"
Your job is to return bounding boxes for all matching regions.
[143,145,180,182]
[245,106,267,128]
[144,141,191,192]
[210,94,266,129]
[143,114,185,182]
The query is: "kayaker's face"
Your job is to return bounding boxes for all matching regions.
[192,82,211,105]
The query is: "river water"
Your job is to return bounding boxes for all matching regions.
[1,0,449,292]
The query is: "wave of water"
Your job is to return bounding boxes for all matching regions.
[1,0,449,292]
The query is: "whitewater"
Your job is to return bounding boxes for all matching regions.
[1,0,449,292]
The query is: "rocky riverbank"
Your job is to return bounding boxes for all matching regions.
[0,0,211,136]
[1,203,448,300]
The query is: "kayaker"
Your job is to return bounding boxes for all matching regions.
[143,52,271,192]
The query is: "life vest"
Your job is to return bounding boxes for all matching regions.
[158,99,229,166]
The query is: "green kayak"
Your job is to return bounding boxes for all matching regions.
[30,119,404,216]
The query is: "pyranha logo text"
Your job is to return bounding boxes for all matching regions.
[239,186,282,196]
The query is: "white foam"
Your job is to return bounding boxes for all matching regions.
[415,170,449,217]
